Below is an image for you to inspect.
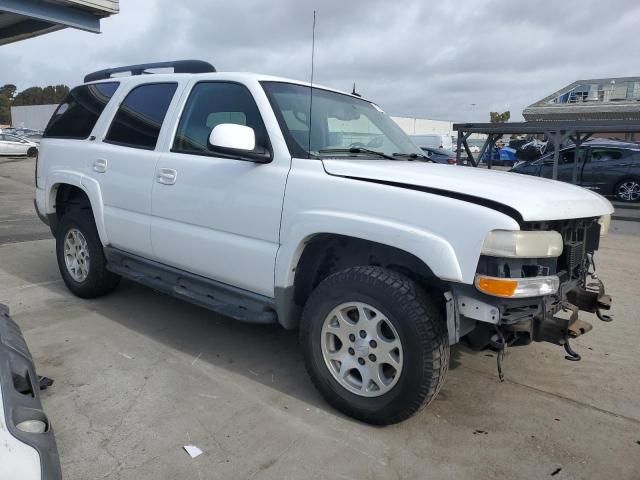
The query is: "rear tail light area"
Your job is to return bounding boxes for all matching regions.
[447,158,457,165]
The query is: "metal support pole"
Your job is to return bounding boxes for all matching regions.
[462,132,475,167]
[487,135,496,170]
[477,133,493,169]
[569,132,592,185]
[455,131,463,165]
[551,131,564,180]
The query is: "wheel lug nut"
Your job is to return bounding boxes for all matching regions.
[358,358,365,365]
[369,340,377,348]
[348,347,355,355]
[369,354,376,362]
[349,334,356,342]
[359,330,366,339]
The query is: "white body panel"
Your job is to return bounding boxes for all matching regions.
[0,383,41,480]
[321,160,614,222]
[149,76,291,296]
[275,159,519,288]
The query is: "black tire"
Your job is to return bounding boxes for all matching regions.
[300,266,449,425]
[27,147,38,158]
[614,178,640,202]
[56,208,120,298]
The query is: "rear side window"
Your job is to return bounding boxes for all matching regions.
[590,148,624,162]
[44,82,119,139]
[173,82,268,155]
[105,83,178,150]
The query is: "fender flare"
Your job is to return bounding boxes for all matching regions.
[275,210,464,291]
[44,171,109,245]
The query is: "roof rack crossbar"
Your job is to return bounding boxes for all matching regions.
[84,60,216,83]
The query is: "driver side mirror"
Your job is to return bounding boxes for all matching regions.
[208,124,271,163]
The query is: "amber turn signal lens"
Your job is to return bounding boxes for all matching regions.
[475,276,518,297]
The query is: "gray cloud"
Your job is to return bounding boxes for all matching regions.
[2,0,640,121]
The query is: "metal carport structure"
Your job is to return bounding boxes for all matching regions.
[0,0,118,45]
[453,120,640,182]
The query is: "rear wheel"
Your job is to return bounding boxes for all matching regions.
[27,147,37,158]
[615,179,640,202]
[300,266,449,425]
[56,208,120,298]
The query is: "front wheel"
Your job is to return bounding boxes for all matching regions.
[300,266,449,425]
[615,179,640,202]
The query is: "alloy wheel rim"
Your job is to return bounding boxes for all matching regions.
[320,302,403,397]
[617,181,640,201]
[63,228,90,282]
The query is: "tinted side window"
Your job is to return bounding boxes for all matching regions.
[173,82,268,155]
[44,82,119,139]
[590,148,623,162]
[105,83,178,150]
[560,150,575,164]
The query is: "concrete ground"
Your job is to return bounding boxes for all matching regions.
[1,157,639,480]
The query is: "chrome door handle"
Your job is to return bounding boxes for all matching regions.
[93,158,107,173]
[157,168,177,185]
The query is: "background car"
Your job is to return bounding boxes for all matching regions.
[510,139,640,202]
[420,146,457,164]
[480,146,517,166]
[0,133,38,157]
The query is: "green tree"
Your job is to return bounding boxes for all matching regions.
[490,111,511,123]
[0,84,17,125]
[0,84,70,125]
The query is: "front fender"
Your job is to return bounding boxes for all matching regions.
[275,210,463,290]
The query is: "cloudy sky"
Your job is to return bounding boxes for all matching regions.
[2,0,640,121]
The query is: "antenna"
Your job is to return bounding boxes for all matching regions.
[351,82,361,97]
[308,10,316,157]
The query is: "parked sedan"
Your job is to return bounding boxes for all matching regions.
[0,133,38,157]
[510,140,640,202]
[420,146,457,164]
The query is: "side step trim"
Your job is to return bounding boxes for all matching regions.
[104,247,277,324]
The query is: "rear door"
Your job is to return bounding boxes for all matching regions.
[88,82,179,257]
[581,146,630,194]
[539,148,583,183]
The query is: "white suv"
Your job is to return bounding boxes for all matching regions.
[34,60,614,424]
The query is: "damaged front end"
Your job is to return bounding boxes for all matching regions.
[446,216,612,377]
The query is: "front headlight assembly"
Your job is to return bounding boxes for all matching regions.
[481,230,564,258]
[477,230,563,298]
[598,214,611,236]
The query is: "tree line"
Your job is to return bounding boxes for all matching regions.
[0,84,69,125]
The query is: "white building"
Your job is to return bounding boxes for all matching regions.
[391,116,453,136]
[10,104,59,130]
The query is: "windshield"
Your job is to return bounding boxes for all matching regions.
[262,82,423,159]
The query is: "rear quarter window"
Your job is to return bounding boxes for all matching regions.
[44,82,119,139]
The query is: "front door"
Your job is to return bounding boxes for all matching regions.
[150,81,290,297]
[540,148,582,183]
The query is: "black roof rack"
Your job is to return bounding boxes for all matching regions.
[84,60,216,83]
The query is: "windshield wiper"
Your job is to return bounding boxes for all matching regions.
[392,152,433,162]
[317,147,397,161]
